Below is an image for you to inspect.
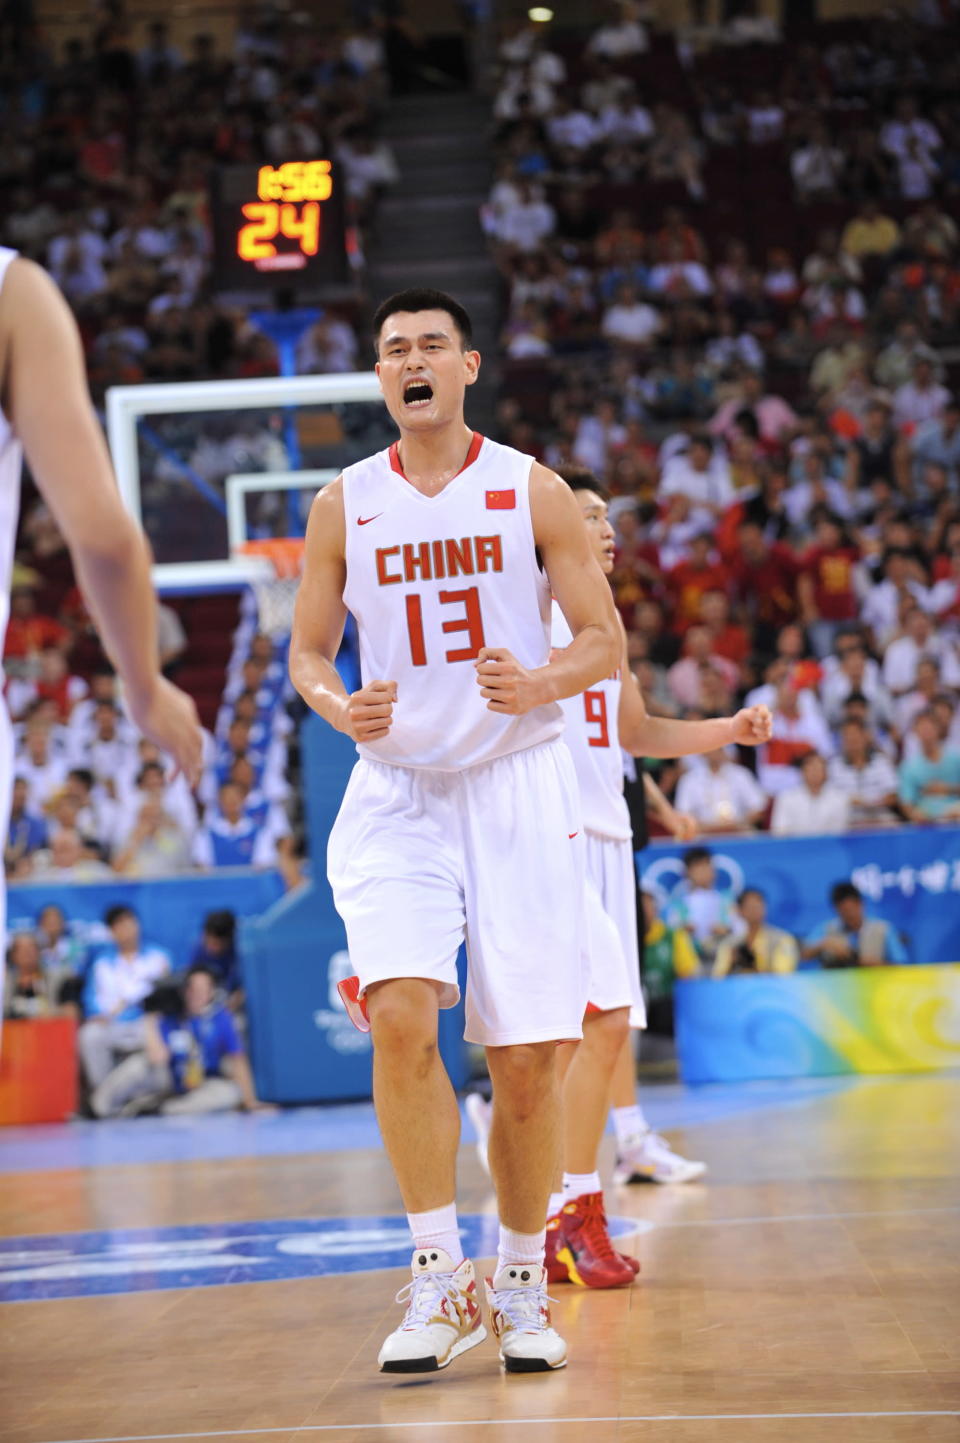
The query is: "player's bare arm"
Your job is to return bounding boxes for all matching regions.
[616,622,772,755]
[0,258,202,783]
[643,771,698,842]
[475,464,620,716]
[289,481,397,742]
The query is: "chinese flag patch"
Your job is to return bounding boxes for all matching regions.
[486,490,516,510]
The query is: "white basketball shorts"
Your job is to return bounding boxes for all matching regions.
[583,831,646,1029]
[327,738,588,1047]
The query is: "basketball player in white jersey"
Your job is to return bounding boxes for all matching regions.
[290,288,621,1375]
[472,467,771,1288]
[0,249,203,1028]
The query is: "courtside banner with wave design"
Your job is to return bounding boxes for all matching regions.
[675,965,960,1081]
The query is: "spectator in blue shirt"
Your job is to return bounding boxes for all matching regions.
[801,882,909,968]
[92,965,269,1117]
[898,709,960,822]
[5,776,48,874]
[193,781,282,868]
[188,909,241,996]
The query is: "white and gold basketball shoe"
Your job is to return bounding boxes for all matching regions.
[484,1263,568,1372]
[378,1248,486,1373]
[612,1130,707,1185]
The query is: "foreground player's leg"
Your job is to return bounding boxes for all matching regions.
[484,1042,567,1372]
[367,978,485,1373]
[551,1010,636,1288]
[609,1033,707,1185]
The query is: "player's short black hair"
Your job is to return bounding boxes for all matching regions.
[555,465,610,501]
[831,881,861,907]
[738,887,765,904]
[683,846,713,870]
[372,289,473,353]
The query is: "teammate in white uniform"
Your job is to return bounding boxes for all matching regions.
[0,249,203,1038]
[290,289,621,1375]
[472,468,771,1288]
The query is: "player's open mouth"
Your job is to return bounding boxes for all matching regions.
[403,379,434,408]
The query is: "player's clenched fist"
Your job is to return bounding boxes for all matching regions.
[730,704,773,746]
[340,680,397,742]
[475,647,546,716]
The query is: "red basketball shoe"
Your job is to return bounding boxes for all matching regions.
[555,1192,636,1289]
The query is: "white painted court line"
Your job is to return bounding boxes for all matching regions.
[41,1411,960,1443]
[651,1205,960,1229]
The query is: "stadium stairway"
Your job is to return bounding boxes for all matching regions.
[166,592,241,729]
[367,92,500,435]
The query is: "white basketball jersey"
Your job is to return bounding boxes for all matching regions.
[552,602,631,841]
[0,248,22,659]
[342,434,563,770]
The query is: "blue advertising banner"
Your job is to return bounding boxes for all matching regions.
[7,870,286,969]
[241,715,470,1103]
[639,825,960,966]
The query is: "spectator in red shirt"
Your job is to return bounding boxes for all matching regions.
[697,589,751,665]
[730,519,800,650]
[4,586,70,666]
[8,646,88,723]
[798,514,863,658]
[653,206,707,264]
[667,533,729,628]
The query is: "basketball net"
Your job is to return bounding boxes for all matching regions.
[239,538,305,640]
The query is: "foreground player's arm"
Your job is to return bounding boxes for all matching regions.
[476,464,619,714]
[643,772,698,842]
[617,625,771,755]
[1,259,202,782]
[289,483,396,741]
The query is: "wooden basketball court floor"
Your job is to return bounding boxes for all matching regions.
[1,1072,957,1443]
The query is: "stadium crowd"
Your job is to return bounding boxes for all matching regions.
[0,2,396,396]
[5,4,960,1072]
[4,569,298,881]
[485,3,960,841]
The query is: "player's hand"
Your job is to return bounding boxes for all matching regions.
[730,704,772,747]
[340,680,397,742]
[667,809,699,842]
[475,647,546,715]
[127,678,204,787]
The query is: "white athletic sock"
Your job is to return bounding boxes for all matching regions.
[407,1202,464,1266]
[547,1191,565,1220]
[612,1104,649,1150]
[562,1170,601,1204]
[497,1224,546,1271]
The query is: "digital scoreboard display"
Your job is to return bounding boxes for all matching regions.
[210,159,349,291]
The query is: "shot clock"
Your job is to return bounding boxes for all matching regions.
[210,158,349,292]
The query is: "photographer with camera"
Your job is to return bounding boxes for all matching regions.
[713,889,799,978]
[802,882,909,969]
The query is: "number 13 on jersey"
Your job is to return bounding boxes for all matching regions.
[405,586,486,666]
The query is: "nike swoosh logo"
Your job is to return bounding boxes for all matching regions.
[357,513,383,526]
[568,832,579,839]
